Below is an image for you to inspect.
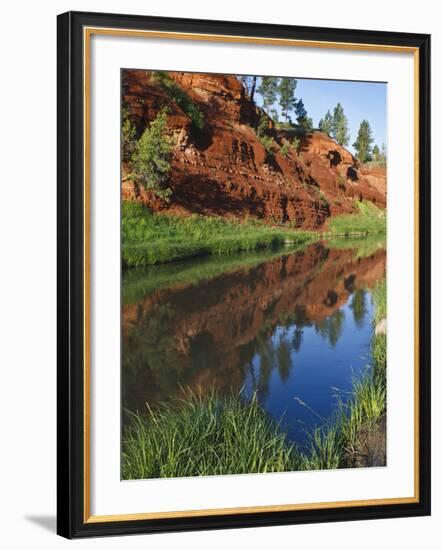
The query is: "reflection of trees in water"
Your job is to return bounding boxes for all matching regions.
[124,294,351,415]
[122,302,209,411]
[293,328,303,352]
[349,289,367,328]
[123,243,385,414]
[255,333,274,397]
[276,331,292,382]
[248,327,296,397]
[124,303,177,378]
[314,309,345,347]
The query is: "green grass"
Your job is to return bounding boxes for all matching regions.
[122,202,315,267]
[122,274,387,478]
[327,201,386,236]
[372,279,387,324]
[122,390,300,479]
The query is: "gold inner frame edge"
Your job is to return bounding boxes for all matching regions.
[83,26,420,524]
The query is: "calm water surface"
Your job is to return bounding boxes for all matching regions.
[122,240,386,447]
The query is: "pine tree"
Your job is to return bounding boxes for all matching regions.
[372,144,380,163]
[132,110,173,201]
[318,110,333,137]
[257,77,279,115]
[295,99,313,130]
[353,119,374,163]
[302,116,314,131]
[278,78,297,122]
[331,103,350,146]
[295,99,307,122]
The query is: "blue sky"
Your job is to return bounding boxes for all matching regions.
[254,77,386,155]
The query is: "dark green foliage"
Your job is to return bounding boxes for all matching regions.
[331,103,350,146]
[318,109,333,137]
[131,110,173,201]
[256,112,270,137]
[353,119,374,163]
[295,99,313,132]
[258,76,280,114]
[152,71,204,131]
[278,77,297,122]
[301,116,314,131]
[122,107,137,162]
[295,99,313,130]
[295,98,307,121]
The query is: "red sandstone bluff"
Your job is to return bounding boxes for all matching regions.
[122,70,386,230]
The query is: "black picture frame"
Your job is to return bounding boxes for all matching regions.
[57,10,431,539]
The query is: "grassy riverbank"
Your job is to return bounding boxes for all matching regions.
[122,200,386,267]
[122,278,387,478]
[122,202,314,267]
[122,391,300,479]
[327,201,386,236]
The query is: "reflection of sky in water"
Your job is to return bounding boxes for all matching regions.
[243,292,374,447]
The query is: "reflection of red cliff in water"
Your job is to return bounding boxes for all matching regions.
[122,243,386,411]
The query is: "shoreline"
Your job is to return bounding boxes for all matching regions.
[122,278,387,479]
[122,201,386,268]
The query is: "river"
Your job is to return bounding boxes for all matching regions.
[122,238,386,448]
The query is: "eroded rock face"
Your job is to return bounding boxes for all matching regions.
[122,70,386,229]
[360,165,387,196]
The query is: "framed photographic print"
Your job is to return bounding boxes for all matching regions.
[57,11,431,538]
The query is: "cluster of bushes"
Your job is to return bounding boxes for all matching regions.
[123,108,173,201]
[257,134,278,155]
[280,137,301,158]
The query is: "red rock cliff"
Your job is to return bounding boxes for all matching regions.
[122,70,386,230]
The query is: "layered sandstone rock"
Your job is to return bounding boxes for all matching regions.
[122,70,386,229]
